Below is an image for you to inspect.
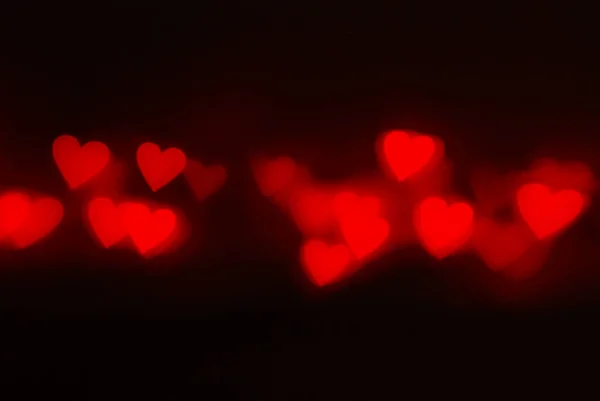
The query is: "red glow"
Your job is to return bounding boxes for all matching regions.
[253,156,297,197]
[87,197,128,248]
[53,134,110,189]
[414,196,474,260]
[120,202,178,257]
[301,239,351,287]
[472,217,534,271]
[137,142,187,192]
[379,130,441,181]
[9,196,63,249]
[0,192,31,238]
[289,187,335,235]
[184,159,227,201]
[333,192,390,260]
[517,183,585,240]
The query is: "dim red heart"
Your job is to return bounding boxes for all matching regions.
[289,188,335,235]
[184,159,227,201]
[254,156,297,197]
[9,196,63,249]
[87,197,128,248]
[472,218,533,271]
[383,130,436,181]
[414,196,474,259]
[53,134,110,189]
[301,239,351,286]
[137,142,187,192]
[120,202,177,256]
[517,183,584,240]
[333,192,390,260]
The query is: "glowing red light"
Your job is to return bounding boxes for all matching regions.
[53,134,110,189]
[137,142,187,192]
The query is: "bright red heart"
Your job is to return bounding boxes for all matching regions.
[137,142,187,192]
[254,156,297,197]
[472,218,533,271]
[333,192,389,260]
[87,197,128,248]
[184,159,227,201]
[414,196,474,260]
[120,202,177,256]
[382,130,437,181]
[301,239,351,286]
[0,192,30,239]
[53,134,110,189]
[517,183,584,240]
[10,197,63,249]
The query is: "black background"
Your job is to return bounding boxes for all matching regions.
[0,5,599,397]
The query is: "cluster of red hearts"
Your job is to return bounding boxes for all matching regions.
[255,130,595,287]
[0,131,593,288]
[0,134,227,256]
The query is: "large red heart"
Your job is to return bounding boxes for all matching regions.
[53,134,110,189]
[333,192,390,260]
[301,239,351,286]
[517,183,584,240]
[87,197,128,248]
[137,142,187,192]
[10,196,63,249]
[184,159,227,201]
[382,130,437,181]
[472,218,533,271]
[254,156,297,197]
[414,196,474,259]
[120,202,177,256]
[0,192,30,239]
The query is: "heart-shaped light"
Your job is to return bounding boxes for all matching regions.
[120,202,177,256]
[301,239,351,286]
[414,196,474,259]
[9,196,63,249]
[382,130,437,181]
[137,142,187,192]
[184,159,227,201]
[53,134,110,189]
[87,197,128,248]
[517,183,584,240]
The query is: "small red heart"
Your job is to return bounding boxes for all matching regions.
[289,188,335,235]
[254,156,297,197]
[517,183,584,240]
[10,196,63,249]
[184,159,227,201]
[0,192,31,239]
[87,197,128,248]
[382,130,437,181]
[333,192,390,260]
[414,196,474,259]
[137,142,187,192]
[120,202,177,256]
[301,239,351,286]
[472,218,533,271]
[53,134,110,189]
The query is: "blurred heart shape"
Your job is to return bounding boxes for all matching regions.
[414,196,474,259]
[137,142,187,192]
[301,239,351,287]
[53,134,110,189]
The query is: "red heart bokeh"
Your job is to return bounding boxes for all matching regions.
[254,156,297,197]
[381,130,438,181]
[137,142,187,192]
[517,183,585,240]
[9,196,63,249]
[414,196,474,260]
[87,197,128,248]
[120,202,177,256]
[184,159,227,201]
[53,134,110,189]
[301,239,351,287]
[289,187,335,235]
[333,192,389,260]
[0,192,31,239]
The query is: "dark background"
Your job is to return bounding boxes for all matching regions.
[0,5,599,397]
